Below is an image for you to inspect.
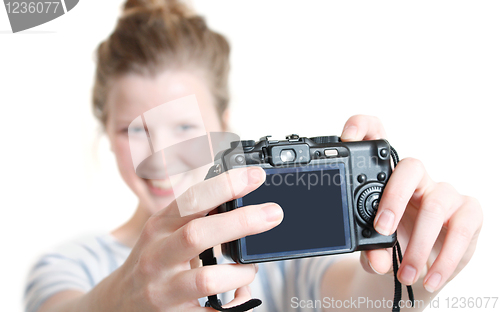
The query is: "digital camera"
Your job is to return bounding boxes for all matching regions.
[211,134,397,264]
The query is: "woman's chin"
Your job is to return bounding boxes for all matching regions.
[140,175,189,213]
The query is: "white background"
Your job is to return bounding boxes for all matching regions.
[1,0,499,311]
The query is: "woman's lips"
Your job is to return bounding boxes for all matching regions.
[145,175,184,196]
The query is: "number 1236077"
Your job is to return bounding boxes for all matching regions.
[5,2,61,14]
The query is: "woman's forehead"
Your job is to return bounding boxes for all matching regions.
[107,71,215,122]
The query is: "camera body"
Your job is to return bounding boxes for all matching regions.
[214,134,396,264]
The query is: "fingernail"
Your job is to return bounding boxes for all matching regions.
[254,264,259,273]
[341,125,358,141]
[424,273,442,293]
[399,265,417,285]
[262,204,283,222]
[368,259,383,275]
[374,210,395,236]
[247,167,265,184]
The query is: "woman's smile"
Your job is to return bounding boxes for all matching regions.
[144,175,184,196]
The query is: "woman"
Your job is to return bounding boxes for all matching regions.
[24,0,482,311]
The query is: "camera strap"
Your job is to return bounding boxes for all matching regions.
[199,165,263,312]
[199,247,262,311]
[390,146,415,312]
[392,241,415,311]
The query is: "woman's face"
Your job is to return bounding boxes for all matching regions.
[105,70,224,216]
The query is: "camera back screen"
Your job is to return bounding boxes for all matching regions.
[238,165,351,260]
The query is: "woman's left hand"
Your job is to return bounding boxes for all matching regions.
[341,115,483,293]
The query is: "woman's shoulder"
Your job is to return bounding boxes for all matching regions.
[28,232,132,282]
[24,233,131,312]
[46,232,131,260]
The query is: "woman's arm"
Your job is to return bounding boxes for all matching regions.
[321,115,482,311]
[36,260,129,312]
[31,167,283,312]
[37,291,85,312]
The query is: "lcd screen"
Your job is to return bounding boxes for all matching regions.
[238,164,351,260]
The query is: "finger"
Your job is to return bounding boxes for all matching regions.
[340,115,387,141]
[173,166,266,218]
[188,286,254,312]
[171,263,257,302]
[423,197,482,293]
[222,285,253,309]
[397,182,459,285]
[140,167,267,240]
[165,203,283,263]
[190,256,202,270]
[374,158,432,236]
[149,167,265,223]
[361,249,393,275]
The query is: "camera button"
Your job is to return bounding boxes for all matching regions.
[362,228,372,238]
[235,155,245,164]
[379,148,389,158]
[377,172,387,181]
[357,174,367,183]
[325,149,339,157]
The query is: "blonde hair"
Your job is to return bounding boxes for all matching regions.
[92,0,230,127]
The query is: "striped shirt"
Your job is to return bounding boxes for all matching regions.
[24,233,338,312]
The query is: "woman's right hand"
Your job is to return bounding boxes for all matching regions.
[115,167,283,312]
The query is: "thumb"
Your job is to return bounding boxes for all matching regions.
[360,249,393,275]
[222,285,254,311]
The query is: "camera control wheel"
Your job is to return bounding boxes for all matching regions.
[357,184,383,225]
[310,135,340,144]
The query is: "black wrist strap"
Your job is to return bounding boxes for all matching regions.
[390,146,414,311]
[199,166,262,312]
[392,241,415,311]
[199,248,262,311]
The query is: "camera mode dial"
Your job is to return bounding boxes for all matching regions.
[310,136,340,144]
[230,140,255,148]
[241,140,255,148]
[357,184,383,224]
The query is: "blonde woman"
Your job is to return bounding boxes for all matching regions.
[24,1,482,311]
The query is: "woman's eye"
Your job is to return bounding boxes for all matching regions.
[127,127,145,134]
[176,124,196,132]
